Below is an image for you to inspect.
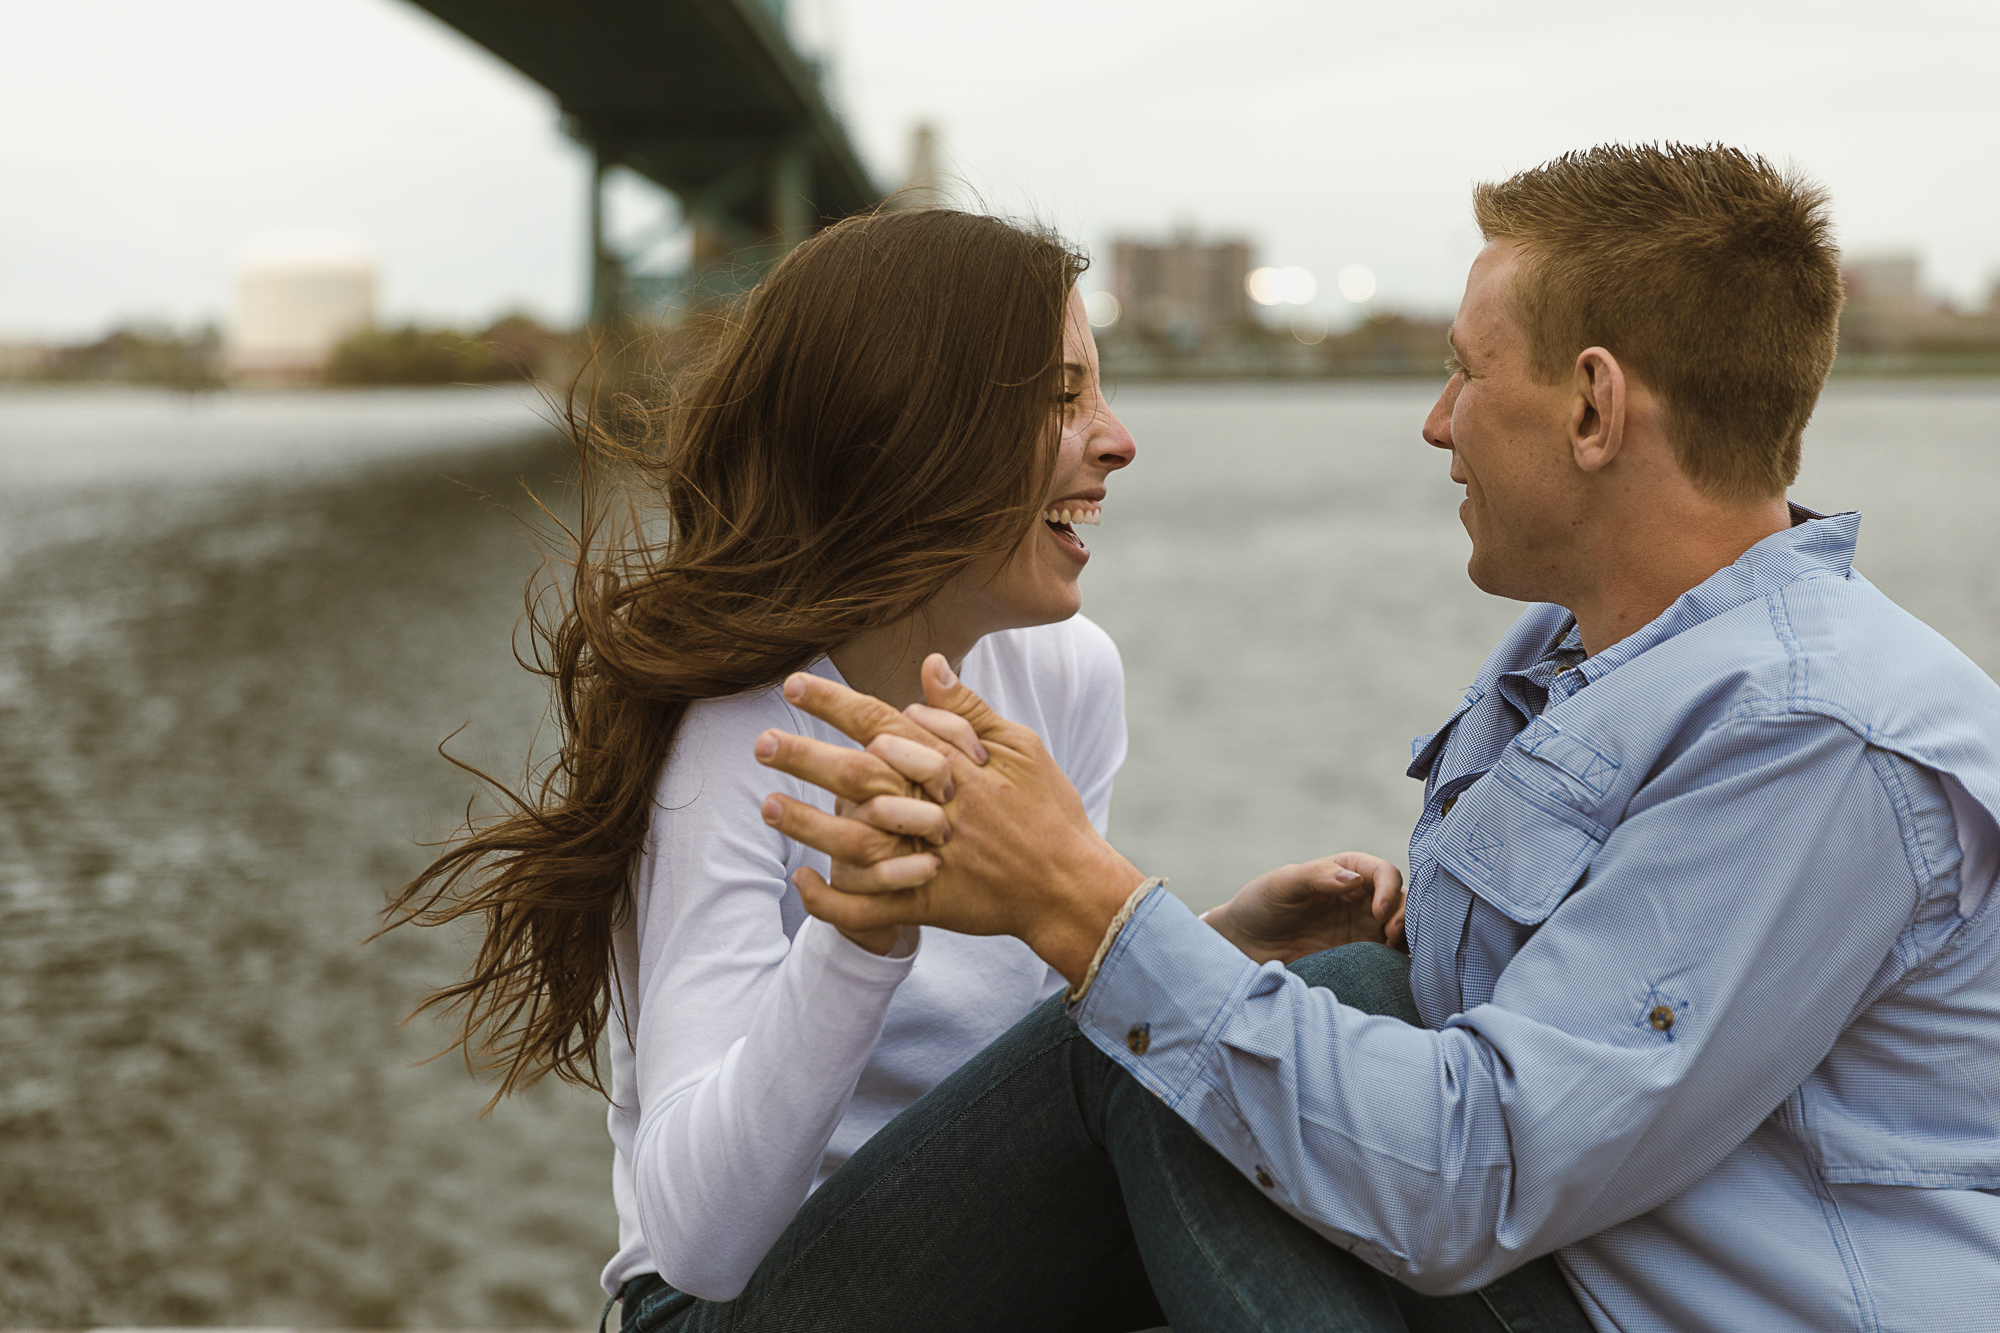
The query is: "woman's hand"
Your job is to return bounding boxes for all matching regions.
[757,658,1144,986]
[1202,854,1406,964]
[902,701,987,765]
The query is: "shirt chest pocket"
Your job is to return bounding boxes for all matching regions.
[1429,720,1617,927]
[1409,726,1618,1022]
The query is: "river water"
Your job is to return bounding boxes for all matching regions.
[2,379,1995,1327]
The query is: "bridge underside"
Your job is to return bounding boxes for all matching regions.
[409,0,881,321]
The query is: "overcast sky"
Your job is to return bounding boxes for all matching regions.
[4,0,1997,339]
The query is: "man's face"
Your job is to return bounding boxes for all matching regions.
[1423,241,1585,604]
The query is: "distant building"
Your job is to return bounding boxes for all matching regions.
[1841,254,1936,344]
[1839,252,2000,355]
[0,342,52,380]
[895,121,950,210]
[1111,231,1252,348]
[228,231,376,382]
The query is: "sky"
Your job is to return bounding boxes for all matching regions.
[4,0,1998,339]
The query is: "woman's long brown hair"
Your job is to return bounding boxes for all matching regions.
[385,209,1086,1103]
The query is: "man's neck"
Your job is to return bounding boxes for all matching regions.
[1570,496,1792,656]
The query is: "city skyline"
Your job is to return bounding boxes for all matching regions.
[4,0,1999,339]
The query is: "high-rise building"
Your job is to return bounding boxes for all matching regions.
[228,231,376,382]
[1111,231,1252,347]
[1838,253,2000,355]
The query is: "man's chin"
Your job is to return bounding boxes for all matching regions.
[1464,549,1513,600]
[1466,550,1552,606]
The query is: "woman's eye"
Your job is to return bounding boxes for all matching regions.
[1060,391,1081,405]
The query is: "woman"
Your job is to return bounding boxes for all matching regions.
[389,209,1137,1308]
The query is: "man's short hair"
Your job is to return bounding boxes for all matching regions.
[1473,143,1842,500]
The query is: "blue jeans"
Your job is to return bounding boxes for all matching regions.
[619,944,1592,1333]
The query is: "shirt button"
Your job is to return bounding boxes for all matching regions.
[1255,1167,1275,1189]
[1648,1005,1676,1032]
[1126,1023,1151,1055]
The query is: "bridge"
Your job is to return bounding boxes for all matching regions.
[407,0,883,323]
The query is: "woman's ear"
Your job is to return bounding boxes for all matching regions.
[1570,347,1626,474]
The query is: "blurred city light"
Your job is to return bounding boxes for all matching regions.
[1084,290,1122,328]
[1337,264,1377,303]
[1247,266,1316,306]
[1291,310,1329,345]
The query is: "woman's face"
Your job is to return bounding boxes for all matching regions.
[961,287,1137,631]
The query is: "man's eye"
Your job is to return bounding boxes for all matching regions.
[1444,358,1468,379]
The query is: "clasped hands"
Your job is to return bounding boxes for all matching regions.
[755,653,1405,986]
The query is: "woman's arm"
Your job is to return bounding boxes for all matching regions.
[624,691,917,1301]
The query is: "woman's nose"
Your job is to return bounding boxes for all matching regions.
[1092,408,1137,470]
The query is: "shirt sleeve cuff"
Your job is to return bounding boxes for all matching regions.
[1064,877,1164,1004]
[797,914,921,984]
[1068,887,1264,1107]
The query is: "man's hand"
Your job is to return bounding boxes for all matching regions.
[755,655,1146,986]
[1201,854,1406,964]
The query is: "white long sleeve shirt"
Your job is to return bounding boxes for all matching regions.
[600,615,1127,1301]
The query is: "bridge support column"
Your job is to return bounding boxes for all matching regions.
[770,142,813,252]
[588,143,627,328]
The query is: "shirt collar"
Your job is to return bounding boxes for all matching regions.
[1513,507,1860,712]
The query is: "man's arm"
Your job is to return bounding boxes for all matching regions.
[1064,712,1927,1292]
[761,660,1930,1294]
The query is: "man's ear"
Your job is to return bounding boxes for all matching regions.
[1570,347,1625,474]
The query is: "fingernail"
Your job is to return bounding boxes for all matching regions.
[762,796,783,825]
[972,741,989,764]
[942,779,956,803]
[754,732,778,761]
[1333,868,1361,883]
[932,656,957,689]
[783,674,808,702]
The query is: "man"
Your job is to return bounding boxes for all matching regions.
[725,144,2000,1333]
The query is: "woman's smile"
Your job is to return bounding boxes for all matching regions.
[1041,497,1103,559]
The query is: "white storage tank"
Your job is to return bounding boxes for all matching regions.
[228,230,376,382]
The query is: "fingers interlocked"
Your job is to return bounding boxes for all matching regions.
[755,715,957,894]
[755,665,1007,902]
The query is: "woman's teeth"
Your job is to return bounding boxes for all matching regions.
[1042,506,1101,526]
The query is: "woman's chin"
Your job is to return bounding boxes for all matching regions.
[993,581,1083,630]
[1032,582,1085,625]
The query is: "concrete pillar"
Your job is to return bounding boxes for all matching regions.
[588,143,626,328]
[770,143,813,253]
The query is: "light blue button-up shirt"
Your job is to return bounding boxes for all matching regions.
[1074,513,2000,1333]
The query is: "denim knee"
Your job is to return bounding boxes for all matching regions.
[1286,942,1420,1024]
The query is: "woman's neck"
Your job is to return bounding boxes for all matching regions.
[828,612,981,710]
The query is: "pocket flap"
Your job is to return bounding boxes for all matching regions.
[1430,765,1606,925]
[1513,716,1622,805]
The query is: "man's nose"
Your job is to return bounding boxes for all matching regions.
[1422,382,1457,451]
